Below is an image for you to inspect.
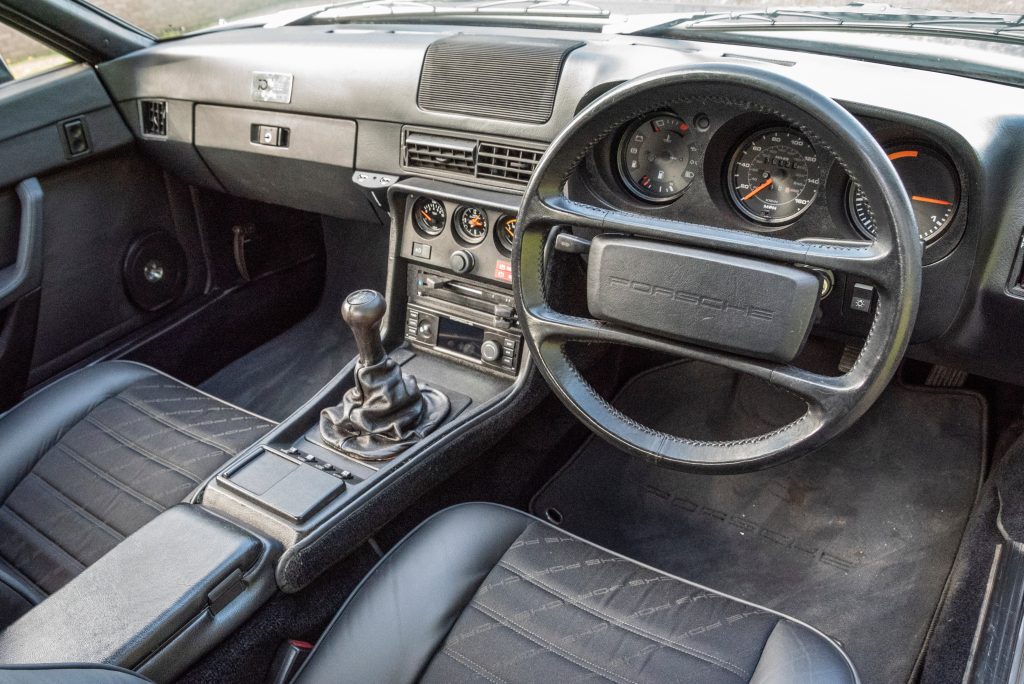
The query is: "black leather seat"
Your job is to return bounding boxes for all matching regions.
[294,502,859,683]
[0,502,858,682]
[0,361,274,628]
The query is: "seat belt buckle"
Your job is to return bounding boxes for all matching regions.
[267,638,314,684]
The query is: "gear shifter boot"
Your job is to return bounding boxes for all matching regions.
[320,290,450,461]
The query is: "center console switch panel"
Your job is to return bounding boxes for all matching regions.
[0,505,278,682]
[219,447,350,522]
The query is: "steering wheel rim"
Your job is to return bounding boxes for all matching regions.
[512,63,922,472]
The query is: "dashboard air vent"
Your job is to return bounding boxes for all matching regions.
[404,131,475,176]
[402,127,546,188]
[477,143,543,185]
[419,36,582,124]
[140,99,167,137]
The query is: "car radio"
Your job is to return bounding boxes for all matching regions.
[405,266,521,376]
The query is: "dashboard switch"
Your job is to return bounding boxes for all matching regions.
[251,124,289,147]
[450,250,476,275]
[849,283,875,313]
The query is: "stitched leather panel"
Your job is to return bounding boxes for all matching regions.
[0,377,271,597]
[421,521,779,684]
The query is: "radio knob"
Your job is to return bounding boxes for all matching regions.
[481,340,502,363]
[449,250,475,275]
[417,321,433,339]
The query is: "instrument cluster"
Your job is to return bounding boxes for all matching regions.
[579,104,967,264]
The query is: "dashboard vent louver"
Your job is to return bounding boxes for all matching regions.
[140,99,167,137]
[477,143,543,185]
[404,132,476,176]
[402,128,545,188]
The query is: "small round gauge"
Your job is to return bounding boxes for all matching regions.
[454,206,488,244]
[495,214,517,253]
[847,145,960,243]
[412,196,446,237]
[618,113,697,202]
[728,127,821,224]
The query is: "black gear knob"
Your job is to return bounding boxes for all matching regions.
[342,289,387,365]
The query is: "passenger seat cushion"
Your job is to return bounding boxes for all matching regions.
[296,503,858,684]
[0,362,273,610]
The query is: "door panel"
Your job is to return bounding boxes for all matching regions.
[0,63,207,405]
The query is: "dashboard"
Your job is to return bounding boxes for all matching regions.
[94,24,1024,385]
[574,103,968,267]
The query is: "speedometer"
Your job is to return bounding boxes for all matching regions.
[728,128,821,224]
[617,113,698,202]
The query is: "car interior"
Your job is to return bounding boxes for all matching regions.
[1,1,1024,682]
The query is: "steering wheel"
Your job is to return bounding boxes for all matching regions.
[512,63,922,472]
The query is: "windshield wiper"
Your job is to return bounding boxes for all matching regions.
[286,0,609,25]
[629,5,1024,44]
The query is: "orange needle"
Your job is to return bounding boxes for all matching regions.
[742,178,773,201]
[419,209,433,222]
[888,150,919,161]
[911,195,952,206]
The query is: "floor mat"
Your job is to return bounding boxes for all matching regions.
[532,361,985,684]
[201,220,387,421]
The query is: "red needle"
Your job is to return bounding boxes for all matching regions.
[742,178,773,201]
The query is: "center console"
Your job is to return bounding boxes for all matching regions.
[199,176,533,594]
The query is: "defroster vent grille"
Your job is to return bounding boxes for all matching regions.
[403,132,476,174]
[477,143,543,184]
[402,128,546,188]
[419,35,582,124]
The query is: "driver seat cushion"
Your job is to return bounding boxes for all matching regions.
[294,502,858,684]
[0,361,274,627]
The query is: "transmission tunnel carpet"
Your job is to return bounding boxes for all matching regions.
[531,361,985,684]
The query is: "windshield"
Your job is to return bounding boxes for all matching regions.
[81,0,1015,38]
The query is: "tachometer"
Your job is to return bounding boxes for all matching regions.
[728,128,821,224]
[847,145,959,243]
[413,196,446,237]
[454,206,488,244]
[495,214,517,253]
[618,113,698,202]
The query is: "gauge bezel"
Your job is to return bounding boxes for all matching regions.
[845,143,961,244]
[412,196,446,238]
[616,112,694,204]
[453,206,489,245]
[494,214,517,255]
[726,126,821,226]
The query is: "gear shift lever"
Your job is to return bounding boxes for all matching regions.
[320,290,450,461]
[342,290,387,366]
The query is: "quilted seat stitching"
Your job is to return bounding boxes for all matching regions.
[53,442,169,513]
[83,414,204,484]
[0,507,88,571]
[469,599,638,684]
[25,472,126,542]
[54,440,171,509]
[497,558,750,679]
[117,393,270,452]
[441,647,511,684]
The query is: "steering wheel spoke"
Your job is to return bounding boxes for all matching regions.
[528,304,786,380]
[537,196,892,288]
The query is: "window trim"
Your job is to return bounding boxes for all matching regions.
[0,0,152,64]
